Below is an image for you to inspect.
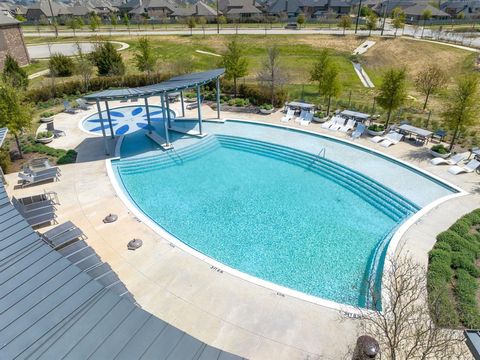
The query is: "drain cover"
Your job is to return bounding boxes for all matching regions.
[128,238,143,250]
[103,214,118,223]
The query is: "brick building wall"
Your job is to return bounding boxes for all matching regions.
[0,24,30,70]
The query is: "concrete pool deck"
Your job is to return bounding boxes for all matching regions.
[6,100,480,359]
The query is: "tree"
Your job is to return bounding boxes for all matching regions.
[442,75,479,151]
[376,68,407,128]
[0,81,32,159]
[187,17,196,35]
[297,13,305,29]
[134,36,156,74]
[359,6,371,17]
[197,16,207,36]
[421,9,432,38]
[415,64,448,110]
[67,17,82,36]
[392,7,406,36]
[218,15,227,30]
[2,54,28,89]
[310,49,340,115]
[223,37,248,98]
[122,12,130,34]
[366,12,378,36]
[356,255,468,360]
[89,41,125,76]
[89,13,101,32]
[257,46,287,106]
[310,49,331,94]
[110,13,117,28]
[49,53,74,77]
[338,15,352,35]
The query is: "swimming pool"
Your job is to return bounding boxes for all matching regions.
[82,105,175,136]
[111,119,459,308]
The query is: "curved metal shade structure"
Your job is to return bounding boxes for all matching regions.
[84,68,225,101]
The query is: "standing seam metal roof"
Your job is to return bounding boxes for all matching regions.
[84,69,225,101]
[0,182,245,360]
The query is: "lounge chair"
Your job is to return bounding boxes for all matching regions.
[431,153,466,166]
[281,109,294,123]
[40,220,86,249]
[63,100,78,114]
[329,116,346,131]
[13,198,56,228]
[379,132,404,147]
[299,112,313,126]
[13,191,58,212]
[76,98,92,110]
[339,119,356,133]
[19,167,60,187]
[351,123,366,140]
[370,131,400,145]
[448,159,480,175]
[321,116,335,129]
[294,110,307,124]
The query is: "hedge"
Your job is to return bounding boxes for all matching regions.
[238,83,288,107]
[455,269,480,328]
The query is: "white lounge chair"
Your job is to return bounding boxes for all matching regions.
[321,117,334,129]
[299,112,313,126]
[431,153,466,166]
[448,159,480,175]
[294,110,307,124]
[339,119,356,133]
[379,132,404,147]
[281,109,294,123]
[329,116,346,131]
[351,123,365,140]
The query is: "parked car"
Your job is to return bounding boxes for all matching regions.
[284,23,298,29]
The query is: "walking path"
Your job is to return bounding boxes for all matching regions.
[352,41,375,88]
[27,41,129,59]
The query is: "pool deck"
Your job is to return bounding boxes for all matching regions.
[7,99,480,359]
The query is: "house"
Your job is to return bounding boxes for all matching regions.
[218,0,263,18]
[0,14,29,69]
[129,0,178,19]
[403,3,450,21]
[372,0,415,16]
[268,0,351,19]
[171,1,219,20]
[441,0,480,18]
[25,0,71,22]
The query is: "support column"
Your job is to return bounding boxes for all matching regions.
[165,94,172,128]
[196,85,203,135]
[216,77,221,119]
[104,101,114,139]
[160,93,171,145]
[144,97,152,134]
[96,100,109,155]
[180,91,185,118]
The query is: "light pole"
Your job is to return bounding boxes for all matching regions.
[381,0,389,36]
[47,0,58,37]
[216,0,220,34]
[355,0,363,34]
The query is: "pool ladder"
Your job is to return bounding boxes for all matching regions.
[307,147,326,169]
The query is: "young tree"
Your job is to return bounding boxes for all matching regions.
[338,15,352,35]
[391,7,406,36]
[197,16,207,36]
[421,9,432,38]
[110,13,117,28]
[257,46,287,105]
[442,75,479,151]
[90,41,125,76]
[2,54,28,89]
[222,37,248,97]
[122,12,130,34]
[67,17,82,36]
[376,68,407,128]
[297,13,305,29]
[89,13,101,32]
[366,12,378,36]
[217,15,227,30]
[415,64,448,110]
[49,53,74,77]
[321,63,341,115]
[0,82,32,158]
[187,17,196,35]
[134,36,156,74]
[310,48,331,94]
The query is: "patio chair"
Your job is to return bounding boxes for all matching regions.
[63,100,78,114]
[19,167,60,188]
[40,220,86,250]
[281,108,294,122]
[339,119,356,133]
[299,112,313,126]
[351,123,366,140]
[431,153,466,166]
[13,198,56,228]
[321,116,336,129]
[448,159,480,175]
[379,132,404,147]
[12,191,58,212]
[329,116,346,131]
[76,98,92,111]
[294,110,307,123]
[370,131,395,144]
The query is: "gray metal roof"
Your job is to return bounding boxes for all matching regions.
[84,69,225,101]
[0,127,7,148]
[0,183,245,360]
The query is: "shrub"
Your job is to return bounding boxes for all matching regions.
[428,248,452,283]
[89,42,125,76]
[455,269,480,328]
[49,53,74,77]
[0,148,11,174]
[2,54,28,89]
[465,209,480,226]
[451,252,480,277]
[238,83,287,107]
[437,230,479,257]
[37,131,53,139]
[431,144,450,155]
[57,149,77,165]
[40,111,55,118]
[368,123,385,132]
[450,218,472,237]
[260,104,273,110]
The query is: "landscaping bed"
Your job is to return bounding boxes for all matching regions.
[428,209,480,328]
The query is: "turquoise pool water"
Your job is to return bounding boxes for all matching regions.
[114,133,422,307]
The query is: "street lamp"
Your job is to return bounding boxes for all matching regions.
[355,0,363,34]
[216,0,220,34]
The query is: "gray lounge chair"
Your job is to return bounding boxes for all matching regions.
[13,199,57,228]
[76,98,92,110]
[351,123,366,140]
[63,100,78,114]
[12,191,58,212]
[19,167,60,187]
[40,220,86,249]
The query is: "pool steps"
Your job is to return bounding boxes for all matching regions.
[116,135,419,222]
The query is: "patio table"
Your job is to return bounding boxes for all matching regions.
[398,124,433,144]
